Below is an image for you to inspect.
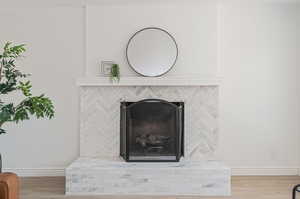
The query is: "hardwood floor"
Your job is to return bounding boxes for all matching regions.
[20,176,300,199]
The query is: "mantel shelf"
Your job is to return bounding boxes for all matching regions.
[77,76,222,86]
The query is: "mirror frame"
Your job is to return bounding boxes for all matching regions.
[126,27,179,77]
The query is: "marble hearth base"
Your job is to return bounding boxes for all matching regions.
[66,158,231,196]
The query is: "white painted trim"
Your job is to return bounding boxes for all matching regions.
[84,5,88,76]
[231,168,300,176]
[77,76,222,86]
[216,2,223,78]
[3,168,65,177]
[3,167,299,177]
[2,0,298,7]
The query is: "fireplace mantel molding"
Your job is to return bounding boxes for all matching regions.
[77,76,222,87]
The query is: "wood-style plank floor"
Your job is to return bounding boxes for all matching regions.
[20,176,300,199]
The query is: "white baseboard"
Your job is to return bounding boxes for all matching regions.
[231,168,300,176]
[3,167,300,177]
[3,168,65,177]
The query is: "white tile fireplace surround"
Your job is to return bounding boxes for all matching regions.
[66,77,231,196]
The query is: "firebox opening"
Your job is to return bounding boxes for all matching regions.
[120,99,184,162]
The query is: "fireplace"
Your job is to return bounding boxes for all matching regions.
[67,85,231,196]
[120,99,184,162]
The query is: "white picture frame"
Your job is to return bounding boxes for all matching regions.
[100,61,114,76]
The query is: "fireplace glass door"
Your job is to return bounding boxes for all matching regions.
[120,99,184,162]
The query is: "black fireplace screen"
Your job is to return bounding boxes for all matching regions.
[120,99,184,162]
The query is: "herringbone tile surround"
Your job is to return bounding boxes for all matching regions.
[79,86,218,161]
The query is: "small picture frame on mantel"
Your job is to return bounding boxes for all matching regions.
[100,61,114,76]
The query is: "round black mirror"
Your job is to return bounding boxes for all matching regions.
[126,27,178,77]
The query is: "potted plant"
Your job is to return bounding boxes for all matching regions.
[0,42,54,172]
[110,64,120,83]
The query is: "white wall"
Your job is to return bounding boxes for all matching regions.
[0,6,84,170]
[218,2,300,170]
[0,1,299,175]
[86,1,218,77]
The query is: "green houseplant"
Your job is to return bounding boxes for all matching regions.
[0,42,54,172]
[110,64,120,82]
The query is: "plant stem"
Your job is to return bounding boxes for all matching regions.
[0,60,3,83]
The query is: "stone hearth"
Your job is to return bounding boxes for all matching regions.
[66,158,230,196]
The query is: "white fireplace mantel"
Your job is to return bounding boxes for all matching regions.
[76,76,222,86]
